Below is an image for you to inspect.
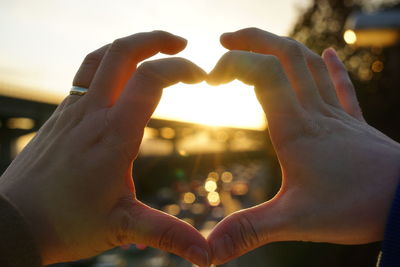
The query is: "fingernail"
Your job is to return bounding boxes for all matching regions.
[323,47,337,59]
[213,234,234,262]
[185,245,210,267]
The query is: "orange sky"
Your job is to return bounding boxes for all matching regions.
[0,0,311,129]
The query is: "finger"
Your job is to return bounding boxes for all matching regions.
[207,200,288,265]
[110,200,210,267]
[284,38,341,108]
[219,28,324,111]
[73,44,111,88]
[207,50,304,142]
[86,31,187,110]
[63,44,110,108]
[108,57,206,146]
[322,48,365,121]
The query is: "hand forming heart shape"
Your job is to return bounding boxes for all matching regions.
[1,28,399,267]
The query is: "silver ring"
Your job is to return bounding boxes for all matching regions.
[70,86,88,96]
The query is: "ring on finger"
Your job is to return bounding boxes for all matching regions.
[70,86,88,96]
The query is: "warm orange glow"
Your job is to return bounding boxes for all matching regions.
[154,82,266,129]
[345,29,400,47]
[7,118,35,130]
[0,0,304,130]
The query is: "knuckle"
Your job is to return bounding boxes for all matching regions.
[82,51,102,66]
[282,39,304,59]
[109,37,130,54]
[258,55,285,85]
[147,31,163,43]
[220,50,239,65]
[151,30,167,38]
[228,212,260,251]
[241,27,262,38]
[224,50,238,59]
[308,53,327,71]
[158,226,177,252]
[136,61,157,78]
[302,117,324,137]
[262,55,281,70]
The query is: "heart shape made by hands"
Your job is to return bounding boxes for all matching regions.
[2,28,395,267]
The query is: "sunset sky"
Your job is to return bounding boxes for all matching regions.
[0,0,311,129]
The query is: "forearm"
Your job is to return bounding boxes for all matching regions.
[0,193,42,267]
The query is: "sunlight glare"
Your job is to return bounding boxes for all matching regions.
[153,81,266,130]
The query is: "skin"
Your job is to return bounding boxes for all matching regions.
[0,31,210,267]
[206,27,400,265]
[1,27,399,267]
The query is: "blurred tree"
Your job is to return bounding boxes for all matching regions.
[290,0,400,141]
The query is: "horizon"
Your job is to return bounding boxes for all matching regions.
[0,0,311,129]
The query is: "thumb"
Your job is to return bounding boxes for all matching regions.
[109,199,210,267]
[207,199,289,265]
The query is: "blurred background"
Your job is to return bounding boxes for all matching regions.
[1,0,400,266]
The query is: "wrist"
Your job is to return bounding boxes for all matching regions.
[0,193,43,267]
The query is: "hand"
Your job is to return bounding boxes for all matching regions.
[0,31,210,267]
[207,28,400,265]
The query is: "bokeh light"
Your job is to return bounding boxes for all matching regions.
[221,171,233,183]
[163,204,180,216]
[204,180,218,192]
[207,191,221,206]
[191,203,205,214]
[182,192,196,204]
[371,60,384,73]
[207,171,219,181]
[344,30,357,44]
[232,182,249,196]
[160,127,176,139]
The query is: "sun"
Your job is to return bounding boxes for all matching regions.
[152,80,266,130]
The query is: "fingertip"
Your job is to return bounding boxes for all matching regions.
[175,35,188,49]
[205,79,220,86]
[175,35,188,44]
[162,34,188,55]
[322,47,338,61]
[186,67,207,84]
[205,72,221,86]
[185,244,211,267]
[220,32,234,48]
[124,203,211,266]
